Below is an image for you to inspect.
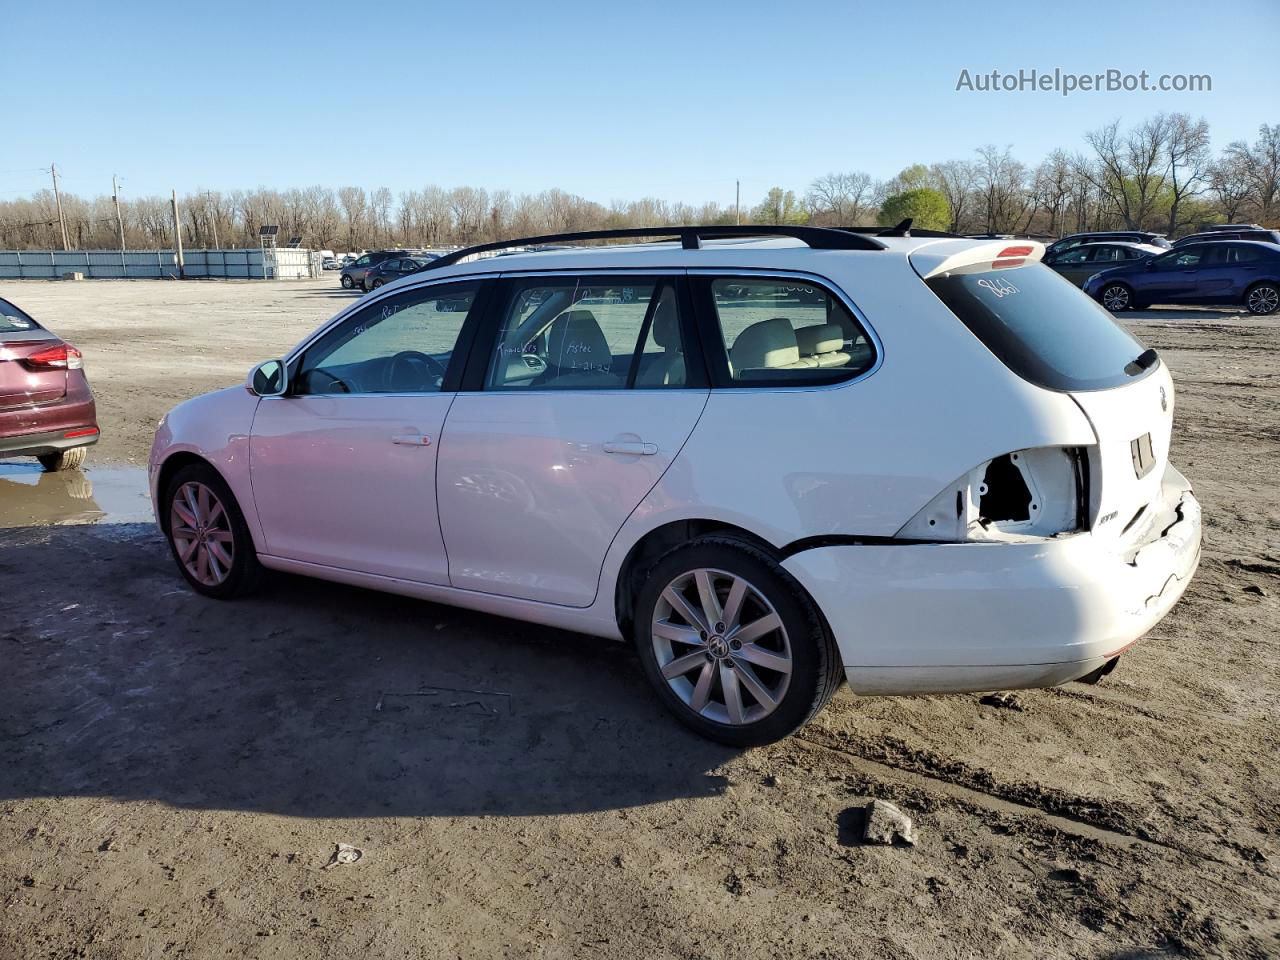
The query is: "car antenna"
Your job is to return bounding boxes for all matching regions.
[879,218,913,237]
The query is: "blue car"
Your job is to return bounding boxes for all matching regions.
[1083,240,1280,315]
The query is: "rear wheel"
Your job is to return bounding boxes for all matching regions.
[38,446,87,472]
[633,537,842,747]
[1245,282,1279,316]
[163,462,262,599]
[340,274,354,289]
[1100,283,1133,312]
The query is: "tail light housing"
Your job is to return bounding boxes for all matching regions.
[20,343,83,371]
[896,446,1091,542]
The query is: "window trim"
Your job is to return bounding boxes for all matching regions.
[686,269,883,392]
[286,278,493,397]
[459,272,709,393]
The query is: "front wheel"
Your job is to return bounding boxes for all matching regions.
[371,278,385,289]
[38,446,87,472]
[163,462,263,599]
[1245,282,1279,316]
[633,537,843,747]
[1100,283,1133,312]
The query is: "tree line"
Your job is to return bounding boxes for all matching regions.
[1,114,1275,252]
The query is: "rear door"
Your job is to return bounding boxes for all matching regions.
[436,273,708,606]
[0,299,66,411]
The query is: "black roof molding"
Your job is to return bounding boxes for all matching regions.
[419,224,887,271]
[838,221,964,239]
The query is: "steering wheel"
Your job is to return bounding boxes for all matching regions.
[384,350,447,392]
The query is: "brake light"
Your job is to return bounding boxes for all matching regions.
[992,245,1035,269]
[20,343,83,371]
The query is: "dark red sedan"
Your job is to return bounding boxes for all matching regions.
[0,296,99,471]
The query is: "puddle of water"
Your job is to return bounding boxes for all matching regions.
[0,461,153,527]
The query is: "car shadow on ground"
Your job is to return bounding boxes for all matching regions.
[0,523,736,818]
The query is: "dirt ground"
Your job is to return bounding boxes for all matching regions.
[1,278,1277,960]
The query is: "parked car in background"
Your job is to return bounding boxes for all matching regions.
[1046,231,1170,256]
[321,257,339,270]
[149,225,1200,746]
[340,250,412,291]
[0,296,99,471]
[1171,225,1280,247]
[1043,242,1164,287]
[1084,240,1280,314]
[363,256,434,290]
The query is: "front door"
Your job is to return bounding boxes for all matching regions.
[1143,246,1207,304]
[249,280,484,584]
[437,274,708,606]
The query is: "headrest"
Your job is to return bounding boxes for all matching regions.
[651,295,680,348]
[795,323,844,356]
[730,317,800,370]
[546,310,611,374]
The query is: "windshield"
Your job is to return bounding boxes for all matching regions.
[924,262,1150,392]
[0,298,40,334]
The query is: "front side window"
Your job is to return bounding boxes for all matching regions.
[294,282,478,395]
[485,278,688,390]
[706,277,875,385]
[1156,248,1205,269]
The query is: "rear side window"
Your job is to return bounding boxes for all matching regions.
[924,262,1148,392]
[705,277,875,385]
[0,298,39,333]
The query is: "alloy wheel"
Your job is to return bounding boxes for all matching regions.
[1247,285,1278,315]
[1102,285,1130,311]
[170,481,235,587]
[651,567,792,725]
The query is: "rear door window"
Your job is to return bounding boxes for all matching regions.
[923,261,1149,392]
[0,298,39,333]
[701,277,876,386]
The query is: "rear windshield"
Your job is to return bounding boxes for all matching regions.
[924,262,1149,392]
[0,298,40,334]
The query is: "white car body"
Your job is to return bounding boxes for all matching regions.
[150,231,1200,703]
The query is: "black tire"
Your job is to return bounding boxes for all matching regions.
[371,278,385,289]
[1099,283,1133,312]
[38,446,87,472]
[162,462,263,600]
[340,274,354,289]
[1245,282,1280,316]
[633,536,843,747]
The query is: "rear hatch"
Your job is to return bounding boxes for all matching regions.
[911,240,1173,540]
[0,302,67,410]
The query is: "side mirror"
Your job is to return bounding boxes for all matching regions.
[247,359,288,397]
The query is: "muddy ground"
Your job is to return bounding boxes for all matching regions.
[1,278,1277,960]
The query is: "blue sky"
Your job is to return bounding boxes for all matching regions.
[3,0,1275,208]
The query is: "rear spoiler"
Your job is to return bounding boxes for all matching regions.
[908,239,1046,280]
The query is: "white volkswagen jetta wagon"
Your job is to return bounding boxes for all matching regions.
[150,225,1201,746]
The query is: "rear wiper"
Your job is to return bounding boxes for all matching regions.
[1125,348,1159,376]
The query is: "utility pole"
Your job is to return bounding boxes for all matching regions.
[112,175,126,271]
[170,190,185,278]
[50,163,70,251]
[735,180,741,225]
[207,191,220,249]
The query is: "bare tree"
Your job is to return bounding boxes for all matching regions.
[975,145,1031,233]
[805,171,874,225]
[1225,124,1280,223]
[1164,114,1211,235]
[1083,116,1171,229]
[1207,155,1254,224]
[930,160,978,233]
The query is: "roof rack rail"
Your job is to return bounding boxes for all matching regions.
[419,224,886,270]
[838,220,964,239]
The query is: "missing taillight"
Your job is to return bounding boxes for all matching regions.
[979,453,1033,523]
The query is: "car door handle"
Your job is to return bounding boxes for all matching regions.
[603,440,657,456]
[392,433,432,446]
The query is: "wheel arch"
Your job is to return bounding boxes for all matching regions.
[155,451,219,533]
[612,518,782,639]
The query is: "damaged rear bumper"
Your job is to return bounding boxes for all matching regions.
[781,464,1201,695]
